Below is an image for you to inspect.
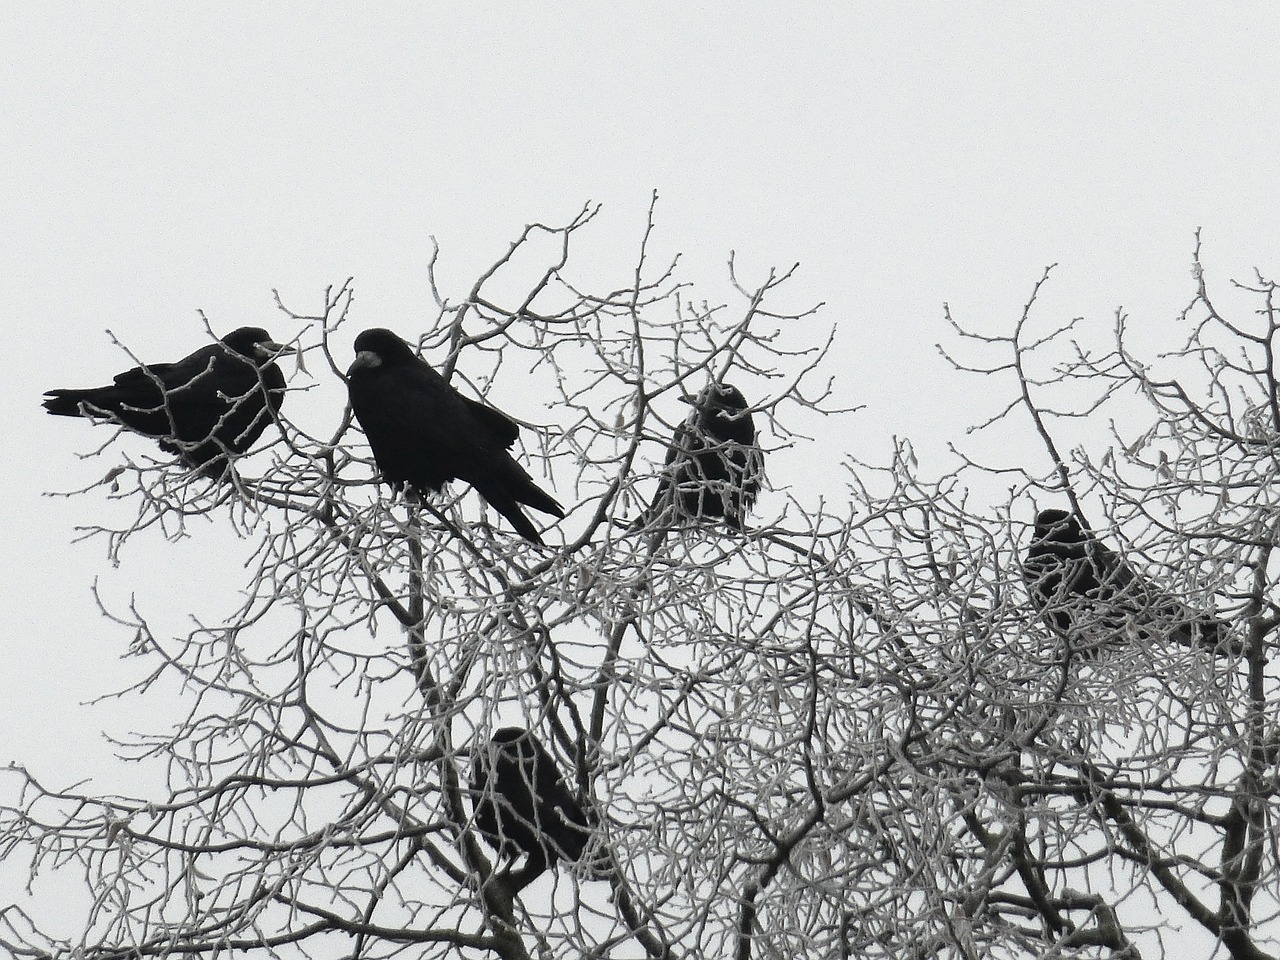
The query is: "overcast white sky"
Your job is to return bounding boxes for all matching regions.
[3,0,1280,895]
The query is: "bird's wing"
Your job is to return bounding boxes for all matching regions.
[548,782,590,831]
[1090,541,1171,623]
[739,441,766,505]
[111,362,179,392]
[1051,542,1101,598]
[348,363,495,486]
[661,418,703,468]
[396,365,520,451]
[459,394,520,448]
[112,341,236,396]
[1090,541,1135,588]
[531,746,589,857]
[1025,541,1098,629]
[1097,544,1234,651]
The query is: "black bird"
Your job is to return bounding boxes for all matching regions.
[345,328,564,544]
[635,382,764,530]
[43,326,294,477]
[1024,508,1237,658]
[469,727,598,884]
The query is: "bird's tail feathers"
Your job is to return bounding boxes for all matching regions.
[473,459,564,542]
[472,484,547,544]
[1170,615,1244,659]
[43,389,106,418]
[513,474,564,519]
[502,501,545,545]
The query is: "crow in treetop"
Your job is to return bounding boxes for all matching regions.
[1024,508,1238,658]
[634,382,764,531]
[345,328,564,544]
[42,326,295,477]
[469,727,600,884]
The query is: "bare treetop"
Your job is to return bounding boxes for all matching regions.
[6,207,1279,960]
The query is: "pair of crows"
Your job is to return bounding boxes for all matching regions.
[470,513,1240,884]
[43,324,765,882]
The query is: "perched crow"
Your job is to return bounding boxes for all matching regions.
[469,727,598,884]
[1024,508,1238,658]
[345,328,564,544]
[634,383,764,530]
[43,326,294,477]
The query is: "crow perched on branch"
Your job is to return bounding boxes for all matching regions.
[1024,508,1238,658]
[469,727,600,885]
[634,382,764,531]
[345,328,564,544]
[43,326,295,477]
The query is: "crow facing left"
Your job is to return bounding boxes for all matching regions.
[1024,507,1239,658]
[470,727,599,887]
[634,382,764,531]
[43,327,295,477]
[345,328,564,543]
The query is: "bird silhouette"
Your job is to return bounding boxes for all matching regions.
[470,727,601,886]
[1024,508,1238,658]
[43,326,294,477]
[345,328,564,544]
[634,382,763,531]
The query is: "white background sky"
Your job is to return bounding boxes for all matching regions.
[3,2,1280,925]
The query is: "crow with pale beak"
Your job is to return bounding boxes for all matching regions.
[43,326,298,477]
[345,327,564,544]
[633,382,764,531]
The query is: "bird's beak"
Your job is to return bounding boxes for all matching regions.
[349,350,382,373]
[678,393,696,405]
